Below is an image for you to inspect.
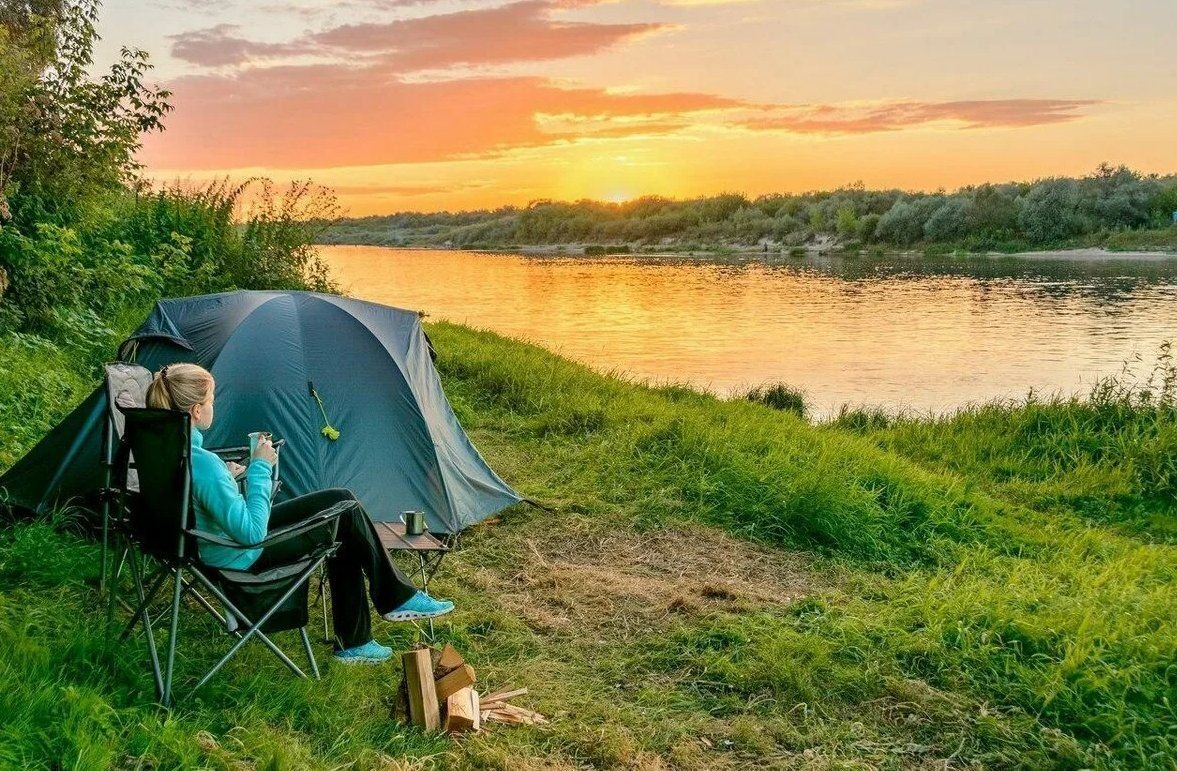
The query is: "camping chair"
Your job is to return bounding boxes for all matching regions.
[98,362,284,595]
[113,406,355,706]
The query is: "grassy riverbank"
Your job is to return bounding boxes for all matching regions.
[1,314,1174,769]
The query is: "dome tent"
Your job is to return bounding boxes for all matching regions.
[0,291,522,534]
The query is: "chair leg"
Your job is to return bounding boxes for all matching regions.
[300,628,320,679]
[319,564,330,644]
[99,500,110,593]
[193,576,308,678]
[129,550,165,701]
[417,552,436,642]
[106,543,136,640]
[180,577,230,628]
[183,565,320,698]
[162,567,184,707]
[104,535,123,636]
[120,563,169,642]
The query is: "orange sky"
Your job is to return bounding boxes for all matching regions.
[97,0,1177,214]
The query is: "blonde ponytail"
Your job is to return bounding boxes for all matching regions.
[146,363,214,413]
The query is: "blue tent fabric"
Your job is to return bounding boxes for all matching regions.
[0,290,522,534]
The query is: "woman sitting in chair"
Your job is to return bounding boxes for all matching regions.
[145,362,453,665]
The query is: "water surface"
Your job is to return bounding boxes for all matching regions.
[321,246,1177,415]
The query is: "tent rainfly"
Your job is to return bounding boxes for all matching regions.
[0,291,522,534]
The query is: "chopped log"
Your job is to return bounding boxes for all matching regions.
[444,687,479,734]
[436,643,465,675]
[403,649,440,731]
[435,663,476,702]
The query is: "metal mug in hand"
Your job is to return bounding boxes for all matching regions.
[400,510,427,536]
[248,431,273,455]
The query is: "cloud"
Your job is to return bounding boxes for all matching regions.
[656,0,759,5]
[171,25,314,66]
[332,183,459,196]
[142,65,740,169]
[143,49,1098,174]
[169,1,665,70]
[742,99,1098,133]
[162,0,235,8]
[310,0,667,70]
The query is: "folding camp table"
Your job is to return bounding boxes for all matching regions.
[314,522,453,642]
[376,523,452,641]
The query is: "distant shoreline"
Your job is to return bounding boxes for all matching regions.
[320,242,1177,262]
[1002,247,1177,261]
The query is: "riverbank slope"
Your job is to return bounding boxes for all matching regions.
[1,316,1173,769]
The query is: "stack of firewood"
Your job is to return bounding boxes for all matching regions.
[397,643,546,735]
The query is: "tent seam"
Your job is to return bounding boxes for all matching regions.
[305,294,460,530]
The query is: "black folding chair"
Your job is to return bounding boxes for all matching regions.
[98,363,284,595]
[113,407,355,706]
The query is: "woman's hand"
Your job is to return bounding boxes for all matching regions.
[225,461,246,479]
[252,435,278,465]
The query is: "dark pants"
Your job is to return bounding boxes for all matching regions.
[251,488,418,649]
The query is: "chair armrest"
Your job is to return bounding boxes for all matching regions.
[209,439,286,464]
[185,499,358,550]
[209,446,250,464]
[261,499,355,546]
[187,528,247,548]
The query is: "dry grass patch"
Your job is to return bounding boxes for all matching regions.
[461,515,818,638]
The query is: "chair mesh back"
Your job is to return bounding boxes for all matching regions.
[120,408,192,559]
[104,363,153,492]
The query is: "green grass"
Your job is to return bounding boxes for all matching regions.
[0,320,1174,769]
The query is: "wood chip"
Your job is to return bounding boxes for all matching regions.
[479,687,528,705]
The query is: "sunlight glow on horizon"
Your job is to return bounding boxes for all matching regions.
[97,0,1176,214]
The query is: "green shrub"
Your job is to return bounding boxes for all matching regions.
[743,383,808,418]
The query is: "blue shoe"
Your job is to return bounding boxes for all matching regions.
[382,591,455,622]
[334,639,393,664]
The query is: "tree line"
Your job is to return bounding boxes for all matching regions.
[322,167,1177,253]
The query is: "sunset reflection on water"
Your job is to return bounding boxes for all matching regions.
[322,246,1177,416]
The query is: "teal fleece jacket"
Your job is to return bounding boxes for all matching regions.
[191,428,274,569]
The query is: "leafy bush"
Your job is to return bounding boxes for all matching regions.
[923,197,973,242]
[1018,178,1088,243]
[875,200,925,245]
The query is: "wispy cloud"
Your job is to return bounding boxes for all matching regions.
[656,0,759,6]
[742,99,1098,133]
[151,0,1102,177]
[144,63,744,169]
[314,1,667,70]
[332,183,460,195]
[170,25,314,67]
[145,41,1099,173]
[161,0,236,9]
[170,0,666,69]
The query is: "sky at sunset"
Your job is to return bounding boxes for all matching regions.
[95,0,1177,215]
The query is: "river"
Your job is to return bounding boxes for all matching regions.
[320,246,1177,416]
